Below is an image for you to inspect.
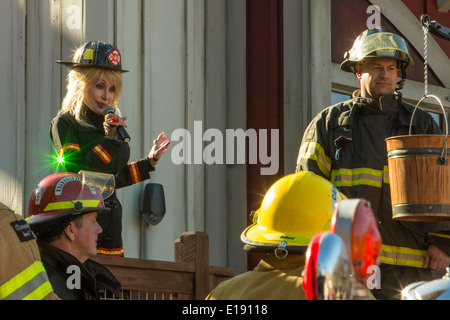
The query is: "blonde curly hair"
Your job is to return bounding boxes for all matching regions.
[60,67,123,126]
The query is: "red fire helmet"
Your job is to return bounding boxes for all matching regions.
[27,172,113,228]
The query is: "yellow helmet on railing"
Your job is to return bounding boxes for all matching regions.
[241,171,347,254]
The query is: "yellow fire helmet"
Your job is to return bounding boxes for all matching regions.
[241,171,347,254]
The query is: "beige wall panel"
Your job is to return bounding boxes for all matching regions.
[25,0,65,217]
[114,0,146,259]
[204,0,228,268]
[138,0,189,261]
[284,0,313,174]
[225,0,248,275]
[0,0,26,214]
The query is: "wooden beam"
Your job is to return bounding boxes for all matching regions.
[437,0,450,13]
[174,231,210,300]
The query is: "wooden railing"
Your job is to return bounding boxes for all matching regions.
[92,231,233,300]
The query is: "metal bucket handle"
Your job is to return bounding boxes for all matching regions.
[409,95,449,163]
[408,15,449,163]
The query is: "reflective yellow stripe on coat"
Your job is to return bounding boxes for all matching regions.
[379,245,427,268]
[331,166,389,188]
[298,142,331,178]
[0,261,53,300]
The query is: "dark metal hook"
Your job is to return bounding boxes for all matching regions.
[421,14,450,41]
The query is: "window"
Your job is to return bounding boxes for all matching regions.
[332,91,351,105]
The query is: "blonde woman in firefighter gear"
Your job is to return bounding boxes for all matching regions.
[206,171,346,300]
[0,203,58,300]
[50,41,170,257]
[26,172,121,300]
[296,28,450,299]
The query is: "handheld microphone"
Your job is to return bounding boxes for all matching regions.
[102,106,131,143]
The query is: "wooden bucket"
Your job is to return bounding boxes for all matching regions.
[386,135,450,221]
[386,95,450,221]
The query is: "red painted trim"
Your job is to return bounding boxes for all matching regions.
[246,0,285,270]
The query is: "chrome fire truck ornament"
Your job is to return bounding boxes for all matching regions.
[303,199,381,300]
[402,268,450,300]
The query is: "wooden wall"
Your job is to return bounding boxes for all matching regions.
[0,0,248,274]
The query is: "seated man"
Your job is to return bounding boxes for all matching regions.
[206,171,346,300]
[26,172,121,300]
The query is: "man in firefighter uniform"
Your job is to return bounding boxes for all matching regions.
[296,28,450,299]
[206,171,346,300]
[0,202,58,300]
[26,172,121,300]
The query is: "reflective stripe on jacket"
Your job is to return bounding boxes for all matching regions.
[0,261,53,300]
[296,91,450,268]
[0,203,57,300]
